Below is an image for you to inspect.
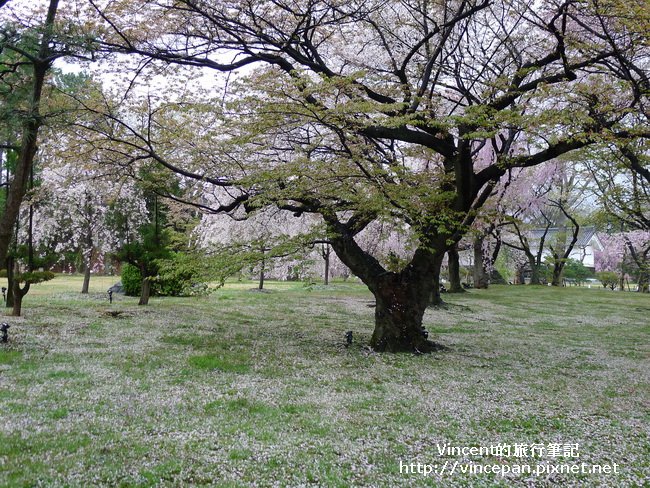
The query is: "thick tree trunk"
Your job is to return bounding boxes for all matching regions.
[11,286,28,317]
[12,295,22,317]
[10,263,29,317]
[473,237,489,289]
[81,264,91,294]
[447,245,465,293]
[429,253,445,306]
[324,214,446,353]
[139,277,151,305]
[370,272,442,353]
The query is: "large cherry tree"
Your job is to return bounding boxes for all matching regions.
[85,0,649,351]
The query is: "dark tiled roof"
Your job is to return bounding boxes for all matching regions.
[529,226,597,248]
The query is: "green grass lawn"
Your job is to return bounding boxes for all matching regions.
[0,276,648,487]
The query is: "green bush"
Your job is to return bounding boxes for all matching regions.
[122,254,210,298]
[154,253,210,297]
[563,259,594,285]
[121,264,142,296]
[596,271,619,290]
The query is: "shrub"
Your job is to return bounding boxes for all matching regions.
[596,271,619,290]
[563,259,594,285]
[154,253,210,297]
[122,255,209,298]
[121,264,142,296]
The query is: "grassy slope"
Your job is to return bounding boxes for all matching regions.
[0,276,648,487]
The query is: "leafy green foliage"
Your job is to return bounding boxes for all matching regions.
[119,223,171,277]
[112,184,210,300]
[0,50,33,138]
[19,271,56,285]
[122,254,210,297]
[596,271,619,290]
[563,259,594,284]
[205,232,319,287]
[154,252,209,297]
[120,263,141,296]
[384,251,408,273]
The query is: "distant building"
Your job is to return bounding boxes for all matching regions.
[456,225,605,285]
[526,226,603,271]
